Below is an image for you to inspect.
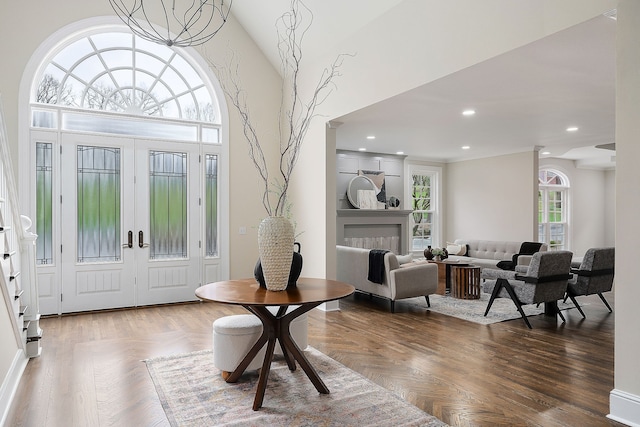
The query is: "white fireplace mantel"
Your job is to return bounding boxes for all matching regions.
[336,209,413,254]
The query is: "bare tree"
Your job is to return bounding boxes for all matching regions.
[36,74,75,106]
[208,0,348,217]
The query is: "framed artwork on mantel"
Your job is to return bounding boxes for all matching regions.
[358,170,386,203]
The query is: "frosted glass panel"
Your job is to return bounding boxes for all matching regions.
[36,142,53,265]
[62,112,198,141]
[149,151,187,260]
[205,154,218,257]
[77,146,121,263]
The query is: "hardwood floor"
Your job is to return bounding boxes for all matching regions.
[6,291,620,427]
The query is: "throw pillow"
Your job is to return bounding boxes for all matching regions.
[396,254,413,265]
[445,243,466,256]
[496,260,515,270]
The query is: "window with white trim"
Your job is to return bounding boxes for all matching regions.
[538,169,569,250]
[407,165,441,254]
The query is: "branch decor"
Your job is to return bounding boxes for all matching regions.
[208,0,348,290]
[209,0,346,217]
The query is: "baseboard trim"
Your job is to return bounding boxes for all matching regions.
[0,349,28,427]
[609,388,640,426]
[318,301,340,312]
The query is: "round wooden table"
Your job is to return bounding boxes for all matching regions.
[195,277,355,410]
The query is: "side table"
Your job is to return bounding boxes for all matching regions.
[451,265,481,299]
[427,259,469,295]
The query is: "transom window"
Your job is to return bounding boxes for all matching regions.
[538,169,569,250]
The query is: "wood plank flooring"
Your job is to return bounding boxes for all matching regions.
[5,291,620,427]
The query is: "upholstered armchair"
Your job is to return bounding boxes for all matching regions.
[481,251,573,328]
[566,247,615,318]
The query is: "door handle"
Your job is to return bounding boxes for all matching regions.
[138,230,150,248]
[122,230,133,248]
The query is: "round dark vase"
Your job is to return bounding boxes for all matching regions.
[424,246,434,260]
[255,242,303,289]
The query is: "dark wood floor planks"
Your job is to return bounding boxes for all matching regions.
[5,290,621,427]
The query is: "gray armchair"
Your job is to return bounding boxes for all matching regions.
[481,251,573,328]
[566,247,615,318]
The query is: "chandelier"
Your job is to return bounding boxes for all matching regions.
[108,0,233,47]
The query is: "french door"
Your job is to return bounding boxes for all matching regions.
[60,133,201,312]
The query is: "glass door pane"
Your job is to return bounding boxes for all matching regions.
[36,142,53,265]
[205,154,218,257]
[77,145,121,262]
[149,151,187,259]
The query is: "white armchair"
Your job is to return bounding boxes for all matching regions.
[336,245,439,313]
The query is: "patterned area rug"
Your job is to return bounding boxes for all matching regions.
[404,292,578,325]
[145,347,448,427]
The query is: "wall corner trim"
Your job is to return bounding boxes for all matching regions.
[0,350,29,427]
[609,388,640,426]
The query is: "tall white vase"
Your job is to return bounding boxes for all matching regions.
[257,216,294,291]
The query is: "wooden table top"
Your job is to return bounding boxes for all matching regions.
[428,259,470,266]
[195,277,355,306]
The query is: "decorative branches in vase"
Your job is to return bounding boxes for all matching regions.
[208,0,347,290]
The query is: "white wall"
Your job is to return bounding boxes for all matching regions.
[604,169,615,247]
[445,152,537,242]
[540,158,611,256]
[610,1,640,424]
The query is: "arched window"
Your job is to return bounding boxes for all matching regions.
[538,169,569,250]
[31,31,221,142]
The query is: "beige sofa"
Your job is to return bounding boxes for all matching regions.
[336,245,438,313]
[446,239,548,270]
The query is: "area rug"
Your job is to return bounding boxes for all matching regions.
[145,347,448,427]
[403,292,579,325]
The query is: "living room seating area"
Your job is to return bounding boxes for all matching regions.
[445,239,548,270]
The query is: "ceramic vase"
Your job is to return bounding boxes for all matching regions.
[254,242,303,289]
[257,216,295,291]
[424,246,434,260]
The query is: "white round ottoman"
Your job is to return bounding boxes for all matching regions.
[212,314,265,379]
[212,307,308,379]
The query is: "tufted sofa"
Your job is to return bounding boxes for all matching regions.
[445,239,548,270]
[336,245,438,312]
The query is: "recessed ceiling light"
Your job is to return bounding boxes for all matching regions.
[366,135,376,140]
[541,151,551,155]
[566,126,579,132]
[358,148,367,151]
[396,151,404,155]
[461,145,471,150]
[462,110,475,116]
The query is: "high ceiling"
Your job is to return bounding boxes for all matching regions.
[231,3,616,169]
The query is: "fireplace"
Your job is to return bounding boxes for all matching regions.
[336,209,413,254]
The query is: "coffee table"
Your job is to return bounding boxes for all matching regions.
[195,277,355,410]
